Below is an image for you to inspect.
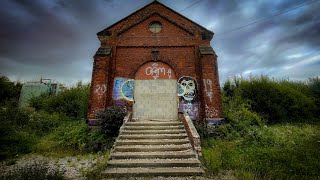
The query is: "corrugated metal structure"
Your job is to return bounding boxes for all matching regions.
[18,79,64,108]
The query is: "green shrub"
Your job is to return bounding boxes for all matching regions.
[28,111,66,136]
[0,76,22,107]
[0,107,73,159]
[1,156,64,180]
[309,77,320,118]
[0,130,37,160]
[96,106,127,137]
[213,93,264,139]
[223,76,317,123]
[53,121,113,152]
[29,83,90,119]
[0,108,37,160]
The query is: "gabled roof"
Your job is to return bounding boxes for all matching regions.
[97,0,214,37]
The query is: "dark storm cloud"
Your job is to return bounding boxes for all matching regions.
[0,0,319,84]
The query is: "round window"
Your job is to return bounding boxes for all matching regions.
[149,22,162,33]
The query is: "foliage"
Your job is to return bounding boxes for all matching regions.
[52,121,113,153]
[0,108,36,160]
[223,76,317,123]
[96,106,127,137]
[203,75,320,179]
[212,92,264,140]
[309,77,320,117]
[0,76,22,107]
[29,82,90,119]
[1,156,64,180]
[202,123,320,179]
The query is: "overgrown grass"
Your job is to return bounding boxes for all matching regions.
[203,76,320,179]
[203,123,320,179]
[0,79,113,160]
[223,76,319,123]
[29,82,90,119]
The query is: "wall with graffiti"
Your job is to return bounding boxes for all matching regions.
[112,75,201,120]
[177,76,199,120]
[135,62,176,80]
[112,77,134,106]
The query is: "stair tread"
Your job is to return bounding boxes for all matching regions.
[126,122,182,126]
[121,129,185,134]
[117,139,189,142]
[124,125,184,130]
[108,158,201,164]
[114,144,191,152]
[111,151,194,157]
[119,134,187,139]
[101,167,205,175]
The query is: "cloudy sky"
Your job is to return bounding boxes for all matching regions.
[0,0,319,85]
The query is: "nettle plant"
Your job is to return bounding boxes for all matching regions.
[96,106,127,137]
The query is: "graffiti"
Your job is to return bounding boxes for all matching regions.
[112,77,134,101]
[120,80,134,101]
[205,104,218,118]
[112,78,126,100]
[145,63,172,79]
[94,84,107,95]
[178,76,197,102]
[113,99,127,106]
[179,100,199,120]
[203,79,213,102]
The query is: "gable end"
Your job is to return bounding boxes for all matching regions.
[117,12,195,36]
[97,1,213,39]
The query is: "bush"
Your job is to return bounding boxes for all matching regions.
[213,93,264,139]
[0,108,36,160]
[28,111,66,136]
[0,107,72,159]
[309,77,320,117]
[29,82,90,119]
[96,106,127,137]
[53,121,113,153]
[0,76,22,107]
[1,156,64,180]
[223,76,317,124]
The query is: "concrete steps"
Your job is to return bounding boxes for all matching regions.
[102,167,204,177]
[111,151,195,159]
[107,159,201,167]
[101,120,204,177]
[114,144,191,152]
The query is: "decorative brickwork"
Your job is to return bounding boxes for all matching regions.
[88,1,223,126]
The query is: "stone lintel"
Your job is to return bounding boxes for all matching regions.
[95,46,112,56]
[199,45,214,55]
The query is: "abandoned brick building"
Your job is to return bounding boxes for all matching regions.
[87,1,223,126]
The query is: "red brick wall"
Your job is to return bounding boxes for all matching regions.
[87,2,223,125]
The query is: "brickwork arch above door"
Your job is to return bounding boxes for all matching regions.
[135,61,177,80]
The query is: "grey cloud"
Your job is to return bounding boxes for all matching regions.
[0,0,319,84]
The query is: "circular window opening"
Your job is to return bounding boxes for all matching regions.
[149,22,162,33]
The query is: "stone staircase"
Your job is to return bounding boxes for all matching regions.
[101,120,204,177]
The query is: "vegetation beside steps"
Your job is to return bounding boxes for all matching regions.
[1,75,320,179]
[101,120,205,178]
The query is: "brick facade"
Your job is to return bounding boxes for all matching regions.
[87,1,223,126]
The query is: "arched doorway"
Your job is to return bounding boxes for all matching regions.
[133,62,178,120]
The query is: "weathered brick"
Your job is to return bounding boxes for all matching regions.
[88,1,223,125]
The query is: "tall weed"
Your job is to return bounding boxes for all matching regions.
[30,83,90,119]
[223,76,317,123]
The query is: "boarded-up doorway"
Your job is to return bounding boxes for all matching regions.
[133,62,178,120]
